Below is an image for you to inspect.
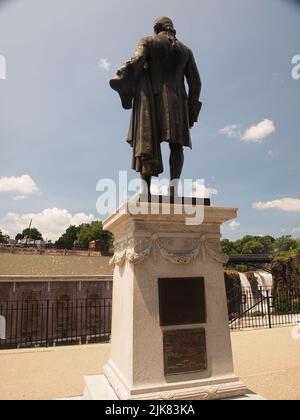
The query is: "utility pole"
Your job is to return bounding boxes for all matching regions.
[26,219,32,247]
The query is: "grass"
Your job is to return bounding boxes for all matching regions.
[273,247,300,262]
[0,254,113,276]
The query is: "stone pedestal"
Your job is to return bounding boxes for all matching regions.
[85,201,247,400]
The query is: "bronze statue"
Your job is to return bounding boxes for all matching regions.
[110,17,202,195]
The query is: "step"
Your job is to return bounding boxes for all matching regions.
[83,375,118,401]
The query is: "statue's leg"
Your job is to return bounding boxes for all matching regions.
[169,144,184,196]
[141,175,152,199]
[170,143,184,180]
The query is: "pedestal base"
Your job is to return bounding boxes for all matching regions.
[69,202,251,401]
[83,374,253,401]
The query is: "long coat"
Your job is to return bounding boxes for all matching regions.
[110,32,202,177]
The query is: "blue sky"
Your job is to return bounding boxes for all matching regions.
[0,0,300,240]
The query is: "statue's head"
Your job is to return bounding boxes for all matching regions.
[154,17,176,36]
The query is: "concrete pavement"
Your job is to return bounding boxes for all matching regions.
[231,326,300,400]
[0,326,299,400]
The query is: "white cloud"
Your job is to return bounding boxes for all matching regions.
[228,220,241,231]
[267,149,279,158]
[191,181,218,198]
[292,228,300,233]
[98,58,111,72]
[203,187,218,198]
[218,119,276,143]
[150,180,170,196]
[253,198,300,212]
[218,124,241,139]
[12,195,27,201]
[149,180,218,198]
[0,225,9,236]
[242,119,276,142]
[3,208,95,241]
[0,175,38,195]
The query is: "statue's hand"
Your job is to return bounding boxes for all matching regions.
[189,101,202,128]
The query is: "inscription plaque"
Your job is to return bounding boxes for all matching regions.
[163,328,207,375]
[158,277,206,326]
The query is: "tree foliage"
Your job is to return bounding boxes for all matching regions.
[55,225,81,250]
[55,221,113,251]
[273,236,299,253]
[75,221,113,250]
[221,235,299,256]
[15,227,43,241]
[0,229,9,244]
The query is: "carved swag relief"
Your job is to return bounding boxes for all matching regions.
[110,233,229,267]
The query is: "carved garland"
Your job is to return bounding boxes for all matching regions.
[110,235,229,267]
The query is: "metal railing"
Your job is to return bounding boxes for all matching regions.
[0,298,112,349]
[2,288,300,349]
[228,287,300,330]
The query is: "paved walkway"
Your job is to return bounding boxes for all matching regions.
[0,326,299,400]
[0,344,110,400]
[231,326,300,400]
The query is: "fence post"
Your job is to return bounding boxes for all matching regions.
[46,300,50,347]
[266,290,272,329]
[259,287,264,317]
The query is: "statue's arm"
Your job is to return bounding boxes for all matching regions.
[110,37,150,110]
[185,50,202,128]
[119,37,150,78]
[131,37,149,74]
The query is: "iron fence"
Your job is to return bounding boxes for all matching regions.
[2,288,300,349]
[0,298,112,349]
[228,287,300,330]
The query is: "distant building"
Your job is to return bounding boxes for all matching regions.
[89,240,109,255]
[17,239,46,248]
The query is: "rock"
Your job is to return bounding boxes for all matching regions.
[225,271,243,320]
[271,255,300,292]
[224,271,241,294]
[245,272,259,296]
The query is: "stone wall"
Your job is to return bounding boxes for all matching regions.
[0,277,113,302]
[0,277,113,349]
[272,255,300,292]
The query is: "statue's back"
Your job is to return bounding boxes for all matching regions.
[145,33,191,98]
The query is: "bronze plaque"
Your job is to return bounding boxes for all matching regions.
[159,278,206,326]
[163,328,207,376]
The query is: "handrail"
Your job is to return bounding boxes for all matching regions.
[229,296,267,325]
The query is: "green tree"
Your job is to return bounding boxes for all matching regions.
[221,235,275,255]
[0,229,9,244]
[222,234,300,262]
[273,236,299,253]
[55,225,81,250]
[220,239,238,255]
[76,221,113,251]
[240,239,266,254]
[15,227,43,241]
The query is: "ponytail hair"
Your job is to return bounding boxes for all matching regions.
[154,17,176,37]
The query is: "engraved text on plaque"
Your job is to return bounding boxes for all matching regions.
[163,328,207,376]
